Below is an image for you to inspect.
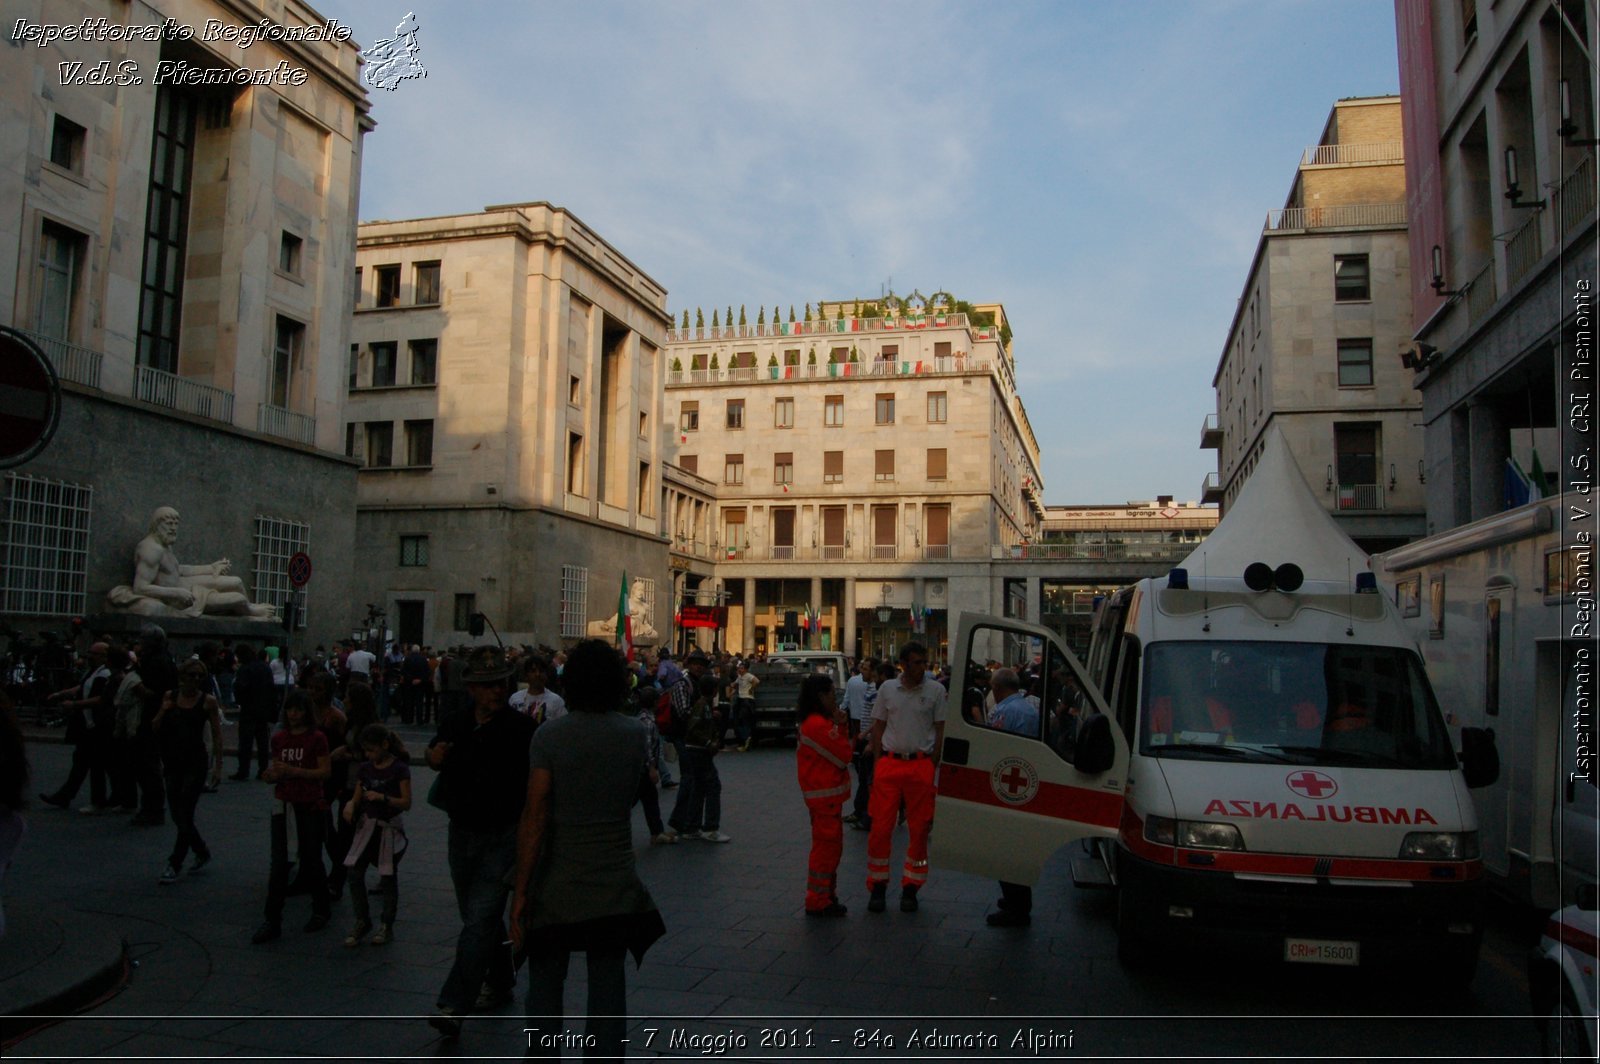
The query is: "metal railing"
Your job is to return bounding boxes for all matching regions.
[1265,203,1406,231]
[1504,211,1544,290]
[1301,142,1404,166]
[821,545,846,560]
[135,364,235,423]
[257,403,317,445]
[1336,483,1384,510]
[771,545,796,560]
[923,544,950,560]
[1200,412,1221,448]
[668,312,981,343]
[16,329,102,389]
[1556,155,1595,241]
[1465,261,1497,329]
[872,545,897,560]
[996,542,1200,563]
[667,356,988,386]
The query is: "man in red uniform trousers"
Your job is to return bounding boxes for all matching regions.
[795,673,852,917]
[865,642,945,913]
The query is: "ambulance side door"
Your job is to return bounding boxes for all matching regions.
[934,614,1129,886]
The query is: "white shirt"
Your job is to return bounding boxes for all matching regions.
[346,648,376,677]
[510,688,566,723]
[843,673,874,721]
[872,676,947,755]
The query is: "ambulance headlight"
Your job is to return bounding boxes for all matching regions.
[1145,815,1243,850]
[1399,831,1478,860]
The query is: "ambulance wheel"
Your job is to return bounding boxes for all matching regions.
[1541,991,1593,1059]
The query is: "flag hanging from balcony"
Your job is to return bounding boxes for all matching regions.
[616,570,632,661]
[1528,449,1547,500]
[1504,457,1535,509]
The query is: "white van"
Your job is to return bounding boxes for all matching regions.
[933,431,1498,979]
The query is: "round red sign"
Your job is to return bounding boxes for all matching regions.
[288,551,313,588]
[0,328,63,468]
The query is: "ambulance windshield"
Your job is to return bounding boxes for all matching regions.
[1139,641,1457,769]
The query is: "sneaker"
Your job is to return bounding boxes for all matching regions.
[651,832,678,845]
[850,819,871,832]
[698,830,732,843]
[250,921,282,944]
[303,913,329,932]
[370,923,393,946]
[475,984,513,1010]
[158,863,179,886]
[867,885,887,913]
[842,812,860,825]
[805,901,849,918]
[190,852,211,873]
[986,910,1032,927]
[660,779,678,790]
[344,922,372,947]
[900,887,919,913]
[429,1008,463,1040]
[77,805,103,815]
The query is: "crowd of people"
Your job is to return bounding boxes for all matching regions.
[5,626,1060,1056]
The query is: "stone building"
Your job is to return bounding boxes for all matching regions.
[661,296,1047,661]
[1202,96,1426,554]
[1395,0,1595,532]
[346,204,673,649]
[2,0,369,638]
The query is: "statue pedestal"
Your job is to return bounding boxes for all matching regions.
[85,613,287,654]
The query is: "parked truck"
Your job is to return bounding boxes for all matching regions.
[748,651,849,741]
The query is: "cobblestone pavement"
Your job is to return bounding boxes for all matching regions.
[3,729,1542,1060]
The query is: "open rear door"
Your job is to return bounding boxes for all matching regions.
[935,613,1129,885]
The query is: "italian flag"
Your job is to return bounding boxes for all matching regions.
[617,571,632,661]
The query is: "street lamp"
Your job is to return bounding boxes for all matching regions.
[876,583,893,624]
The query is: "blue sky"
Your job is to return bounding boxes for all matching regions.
[315,0,1403,505]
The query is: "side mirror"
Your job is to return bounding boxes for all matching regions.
[1458,726,1499,789]
[1074,713,1115,775]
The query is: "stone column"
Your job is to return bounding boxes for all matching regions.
[1025,576,1041,625]
[809,576,823,649]
[743,577,757,654]
[913,575,926,643]
[843,579,857,660]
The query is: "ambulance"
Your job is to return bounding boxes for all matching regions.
[933,429,1498,979]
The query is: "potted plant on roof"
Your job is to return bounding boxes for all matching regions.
[671,355,683,378]
[709,352,719,375]
[757,306,766,336]
[695,308,704,339]
[739,304,747,336]
[847,345,859,376]
[767,353,779,380]
[807,347,817,377]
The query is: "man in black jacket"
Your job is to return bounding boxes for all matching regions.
[230,643,276,780]
[426,645,535,1039]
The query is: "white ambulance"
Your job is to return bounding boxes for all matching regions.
[933,430,1498,979]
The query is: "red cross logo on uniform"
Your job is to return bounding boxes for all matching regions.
[1286,770,1338,800]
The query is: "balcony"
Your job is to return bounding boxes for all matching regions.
[771,545,796,560]
[1556,155,1595,241]
[821,545,846,561]
[1465,261,1497,329]
[1336,483,1385,510]
[667,312,981,343]
[1200,412,1222,449]
[135,365,235,424]
[1201,470,1223,504]
[1504,211,1544,291]
[923,544,950,560]
[998,541,1201,563]
[1264,203,1406,232]
[872,544,897,560]
[257,403,317,445]
[1300,141,1403,167]
[667,356,988,386]
[17,329,102,389]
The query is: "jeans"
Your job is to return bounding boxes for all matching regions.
[265,804,328,924]
[437,821,517,1013]
[733,698,755,743]
[164,761,210,869]
[236,709,271,776]
[524,945,627,1060]
[851,745,875,822]
[216,672,236,707]
[635,772,664,836]
[668,747,720,834]
[49,732,108,807]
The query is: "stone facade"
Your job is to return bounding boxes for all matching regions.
[347,204,673,649]
[2,0,368,637]
[1205,96,1426,553]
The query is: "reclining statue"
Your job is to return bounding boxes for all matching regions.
[105,507,279,619]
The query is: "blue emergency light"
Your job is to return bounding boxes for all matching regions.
[1167,568,1189,590]
[1355,572,1378,593]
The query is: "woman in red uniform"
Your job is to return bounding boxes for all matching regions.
[796,673,852,917]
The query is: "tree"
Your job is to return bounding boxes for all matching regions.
[768,353,778,366]
[671,356,682,371]
[837,305,845,321]
[807,347,817,365]
[849,345,859,362]
[804,302,812,321]
[695,308,704,328]
[739,305,747,327]
[773,306,781,325]
[711,308,720,328]
[789,305,796,322]
[679,309,688,330]
[710,353,719,370]
[757,307,766,325]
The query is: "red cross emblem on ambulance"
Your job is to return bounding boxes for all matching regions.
[1285,770,1338,800]
[991,756,1040,806]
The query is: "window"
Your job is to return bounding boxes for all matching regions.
[404,419,433,466]
[680,401,699,431]
[724,453,744,485]
[726,398,745,429]
[365,422,394,467]
[345,422,357,457]
[398,531,428,563]
[252,514,310,629]
[639,411,649,439]
[829,347,848,364]
[278,231,302,275]
[414,261,441,304]
[872,505,897,559]
[1335,423,1380,505]
[774,452,793,485]
[1337,339,1374,387]
[679,454,697,475]
[1460,0,1478,44]
[136,85,195,373]
[560,565,588,638]
[49,114,85,172]
[371,342,397,387]
[271,316,305,408]
[566,432,585,495]
[454,593,477,631]
[348,344,359,390]
[34,220,85,341]
[875,449,895,482]
[410,339,438,384]
[933,340,951,360]
[570,375,583,406]
[353,267,362,309]
[633,577,656,632]
[927,448,947,480]
[824,394,844,427]
[783,348,800,366]
[722,508,746,553]
[928,391,948,424]
[1,473,92,615]
[925,504,950,559]
[821,506,846,558]
[771,507,796,558]
[880,344,898,362]
[875,393,895,425]
[638,462,652,514]
[1334,254,1369,301]
[375,264,401,307]
[823,451,843,483]
[774,397,794,428]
